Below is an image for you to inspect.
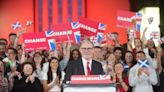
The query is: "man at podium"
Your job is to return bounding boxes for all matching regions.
[64,39,105,83]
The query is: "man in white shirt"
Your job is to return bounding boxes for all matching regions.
[129,51,158,92]
[64,39,104,83]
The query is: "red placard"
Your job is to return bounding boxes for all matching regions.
[79,17,107,37]
[50,23,80,44]
[70,75,112,84]
[23,32,56,51]
[116,10,136,29]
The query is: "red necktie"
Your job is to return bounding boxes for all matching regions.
[87,62,91,75]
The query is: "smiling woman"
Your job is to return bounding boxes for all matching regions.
[12,61,44,92]
[42,57,61,92]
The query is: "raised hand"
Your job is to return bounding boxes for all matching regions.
[138,68,143,76]
[143,68,150,76]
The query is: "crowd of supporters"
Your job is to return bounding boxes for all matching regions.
[0,27,164,92]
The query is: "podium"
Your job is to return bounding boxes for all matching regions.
[63,75,117,92]
[63,84,117,92]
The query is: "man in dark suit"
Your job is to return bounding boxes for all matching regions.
[64,39,105,83]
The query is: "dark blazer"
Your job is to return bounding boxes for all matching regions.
[64,58,105,83]
[12,75,43,92]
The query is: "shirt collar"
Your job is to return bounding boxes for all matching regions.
[82,57,92,63]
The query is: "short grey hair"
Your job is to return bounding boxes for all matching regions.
[80,39,94,47]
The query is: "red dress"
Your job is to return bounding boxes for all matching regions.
[116,75,129,92]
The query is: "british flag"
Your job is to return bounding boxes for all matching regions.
[90,36,99,46]
[128,32,136,39]
[138,59,149,68]
[97,32,104,43]
[150,31,160,39]
[48,39,56,50]
[71,22,80,29]
[74,31,81,44]
[136,12,142,19]
[108,33,115,40]
[136,21,141,31]
[45,30,55,37]
[12,21,22,30]
[135,12,142,31]
[98,23,107,30]
[99,75,111,80]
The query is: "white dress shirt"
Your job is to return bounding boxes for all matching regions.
[82,57,92,75]
[129,63,158,92]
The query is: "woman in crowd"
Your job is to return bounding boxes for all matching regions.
[32,52,46,80]
[113,47,124,63]
[143,39,157,58]
[42,57,61,92]
[127,38,143,57]
[124,51,136,75]
[12,61,43,92]
[69,49,81,61]
[113,62,129,92]
[105,53,116,75]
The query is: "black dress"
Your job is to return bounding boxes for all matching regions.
[13,75,43,92]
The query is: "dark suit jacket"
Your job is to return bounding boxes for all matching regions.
[63,58,105,83]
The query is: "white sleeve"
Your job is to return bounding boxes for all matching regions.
[144,48,157,69]
[148,68,158,85]
[43,62,49,73]
[129,67,143,87]
[59,58,69,71]
[41,72,48,80]
[147,56,157,69]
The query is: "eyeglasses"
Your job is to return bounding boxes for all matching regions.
[8,52,15,55]
[80,47,93,50]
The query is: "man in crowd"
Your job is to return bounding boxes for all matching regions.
[8,33,17,48]
[129,51,157,92]
[0,42,7,59]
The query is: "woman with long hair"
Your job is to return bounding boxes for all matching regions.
[32,52,46,80]
[113,62,129,92]
[105,53,116,75]
[42,57,61,92]
[69,49,81,61]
